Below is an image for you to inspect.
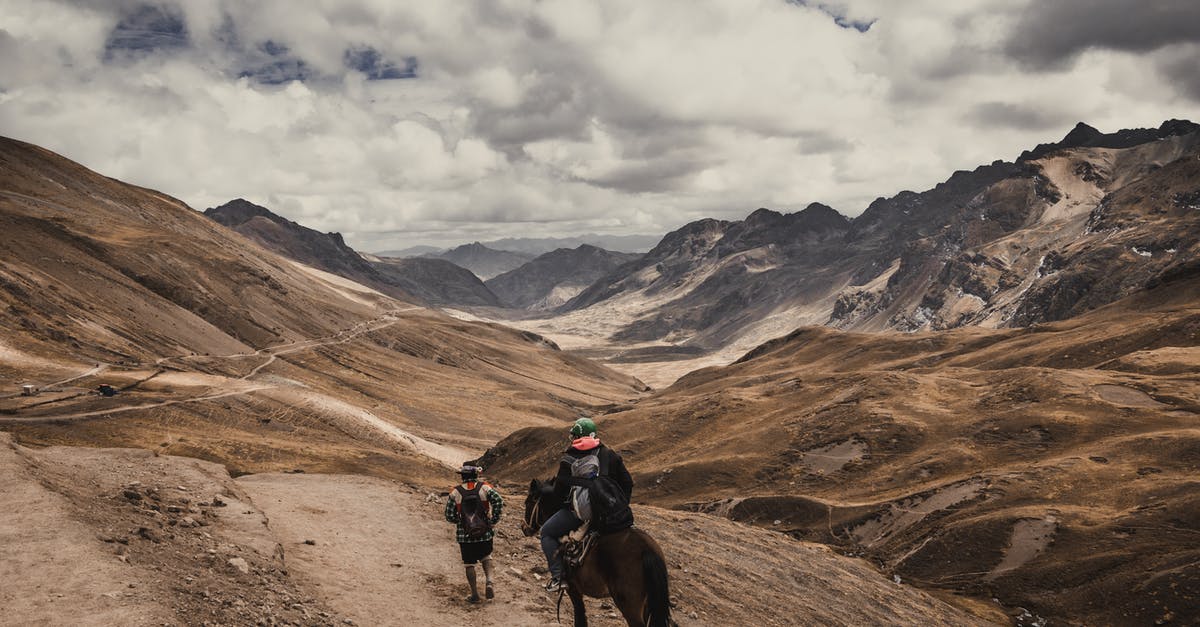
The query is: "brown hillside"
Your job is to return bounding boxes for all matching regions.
[486,274,1200,625]
[0,136,645,489]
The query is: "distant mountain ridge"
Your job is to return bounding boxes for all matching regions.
[206,199,502,308]
[205,199,412,301]
[556,119,1200,352]
[485,245,642,310]
[375,233,660,258]
[472,233,660,255]
[426,243,535,280]
[368,255,502,308]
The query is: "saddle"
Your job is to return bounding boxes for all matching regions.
[558,522,599,568]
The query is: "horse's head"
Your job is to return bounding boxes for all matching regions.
[522,478,555,537]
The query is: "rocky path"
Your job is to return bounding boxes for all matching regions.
[0,434,997,626]
[238,473,567,627]
[0,434,169,626]
[239,473,997,627]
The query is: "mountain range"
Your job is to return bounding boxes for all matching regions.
[2,118,1198,625]
[423,242,535,280]
[534,120,1200,367]
[0,136,644,486]
[485,244,642,310]
[376,233,660,258]
[206,199,509,308]
[205,201,652,313]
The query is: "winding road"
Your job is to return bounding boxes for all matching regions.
[0,308,474,468]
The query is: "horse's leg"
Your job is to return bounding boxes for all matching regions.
[600,546,646,627]
[609,541,672,627]
[608,574,647,627]
[567,585,588,627]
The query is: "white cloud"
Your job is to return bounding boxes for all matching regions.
[0,0,1193,251]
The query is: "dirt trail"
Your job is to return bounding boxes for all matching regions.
[238,473,564,627]
[1,310,420,424]
[0,434,994,626]
[239,473,995,627]
[0,435,169,626]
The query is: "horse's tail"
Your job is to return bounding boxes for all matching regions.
[642,547,672,627]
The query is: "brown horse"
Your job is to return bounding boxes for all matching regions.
[522,478,673,627]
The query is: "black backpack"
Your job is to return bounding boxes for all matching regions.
[456,483,492,539]
[590,449,634,532]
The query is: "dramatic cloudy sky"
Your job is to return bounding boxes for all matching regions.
[1,1,1197,251]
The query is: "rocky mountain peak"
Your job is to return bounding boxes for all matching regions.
[1060,121,1103,146]
[744,207,783,225]
[793,202,850,230]
[1159,118,1200,136]
[644,218,731,262]
[1018,118,1198,162]
[431,242,535,280]
[204,198,276,226]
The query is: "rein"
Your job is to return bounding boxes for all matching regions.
[524,496,542,535]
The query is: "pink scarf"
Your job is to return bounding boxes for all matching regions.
[571,435,601,451]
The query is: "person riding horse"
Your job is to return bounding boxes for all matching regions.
[523,449,672,626]
[539,417,634,592]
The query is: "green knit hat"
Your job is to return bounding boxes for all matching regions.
[570,418,597,438]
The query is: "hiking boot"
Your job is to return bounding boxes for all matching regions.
[545,578,564,592]
[485,582,495,600]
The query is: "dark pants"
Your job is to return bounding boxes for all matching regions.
[459,539,493,564]
[540,508,583,580]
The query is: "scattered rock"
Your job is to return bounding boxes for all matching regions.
[212,495,227,507]
[136,527,162,543]
[229,557,250,574]
[303,539,316,546]
[122,489,143,502]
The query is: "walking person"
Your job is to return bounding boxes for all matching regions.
[444,464,503,603]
